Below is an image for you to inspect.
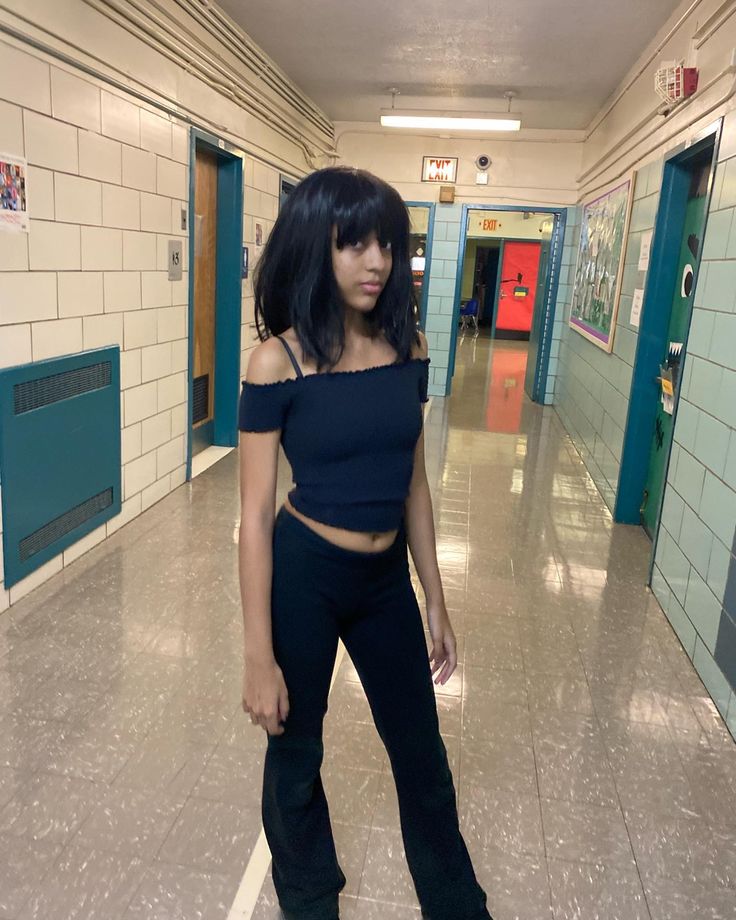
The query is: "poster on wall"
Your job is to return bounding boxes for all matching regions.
[569,173,635,352]
[0,153,29,233]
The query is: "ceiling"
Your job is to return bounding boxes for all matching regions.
[216,0,685,131]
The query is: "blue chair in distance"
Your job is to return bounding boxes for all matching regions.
[459,296,479,333]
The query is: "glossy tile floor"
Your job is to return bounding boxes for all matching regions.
[1,332,736,920]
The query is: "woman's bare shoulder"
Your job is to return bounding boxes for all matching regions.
[245,335,293,384]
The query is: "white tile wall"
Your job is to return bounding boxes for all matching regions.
[102,184,140,230]
[29,220,81,270]
[122,146,156,192]
[0,42,51,114]
[142,272,172,309]
[157,435,185,476]
[124,310,157,349]
[157,371,187,411]
[172,124,189,163]
[140,193,171,233]
[171,402,187,437]
[0,325,31,367]
[81,227,123,270]
[120,349,142,390]
[140,110,172,157]
[124,381,158,425]
[0,272,57,324]
[83,312,124,350]
[0,100,24,153]
[157,158,186,198]
[123,231,157,270]
[79,132,122,184]
[121,423,142,464]
[101,91,140,146]
[141,475,170,511]
[51,68,100,132]
[32,317,83,361]
[58,272,104,317]
[24,111,78,173]
[123,451,156,499]
[158,306,186,342]
[0,40,286,607]
[171,339,188,372]
[28,167,55,220]
[141,342,172,381]
[104,272,141,312]
[141,411,171,452]
[0,234,29,271]
[55,174,103,225]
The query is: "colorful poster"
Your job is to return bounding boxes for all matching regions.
[569,174,635,352]
[0,153,29,233]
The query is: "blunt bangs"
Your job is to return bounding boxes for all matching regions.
[332,171,409,252]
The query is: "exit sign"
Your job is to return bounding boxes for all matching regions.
[421,157,458,183]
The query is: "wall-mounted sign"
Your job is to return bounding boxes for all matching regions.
[167,240,182,281]
[422,157,457,183]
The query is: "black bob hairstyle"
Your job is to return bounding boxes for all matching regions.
[253,166,421,372]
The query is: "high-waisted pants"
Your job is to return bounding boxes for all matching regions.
[262,504,491,920]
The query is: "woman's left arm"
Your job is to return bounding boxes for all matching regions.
[404,333,457,685]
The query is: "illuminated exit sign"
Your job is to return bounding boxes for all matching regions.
[421,157,458,183]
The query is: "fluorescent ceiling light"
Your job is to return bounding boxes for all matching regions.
[380,112,521,131]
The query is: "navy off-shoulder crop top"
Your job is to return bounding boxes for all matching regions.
[238,335,430,532]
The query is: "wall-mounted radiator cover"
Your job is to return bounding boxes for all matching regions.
[0,347,121,589]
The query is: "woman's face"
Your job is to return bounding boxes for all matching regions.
[331,228,393,313]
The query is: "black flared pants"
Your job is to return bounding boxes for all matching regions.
[262,504,491,920]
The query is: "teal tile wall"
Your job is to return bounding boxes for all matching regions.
[424,204,463,398]
[555,161,663,512]
[644,147,736,735]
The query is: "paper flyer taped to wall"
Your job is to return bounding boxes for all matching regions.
[0,153,29,233]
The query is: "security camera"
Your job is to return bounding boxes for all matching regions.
[475,154,491,170]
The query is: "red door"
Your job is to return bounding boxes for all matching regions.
[496,241,542,334]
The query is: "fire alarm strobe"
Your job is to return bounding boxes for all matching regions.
[655,61,699,104]
[475,154,492,170]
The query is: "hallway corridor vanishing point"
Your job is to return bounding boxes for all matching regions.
[0,336,735,920]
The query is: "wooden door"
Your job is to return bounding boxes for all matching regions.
[192,147,218,444]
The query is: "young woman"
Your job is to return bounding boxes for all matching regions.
[238,167,492,920]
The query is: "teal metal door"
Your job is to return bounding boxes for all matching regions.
[640,162,709,536]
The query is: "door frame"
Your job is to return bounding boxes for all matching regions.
[186,129,244,480]
[405,200,436,330]
[448,204,567,403]
[615,120,722,577]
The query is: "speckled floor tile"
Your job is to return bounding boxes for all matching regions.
[1,335,734,920]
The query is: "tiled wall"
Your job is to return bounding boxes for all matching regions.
[554,161,663,510]
[543,207,580,405]
[651,145,736,736]
[0,40,284,609]
[0,42,190,608]
[240,161,282,375]
[424,203,463,397]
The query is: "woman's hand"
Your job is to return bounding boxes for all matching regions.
[242,655,290,735]
[426,602,457,685]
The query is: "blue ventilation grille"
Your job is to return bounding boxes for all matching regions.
[0,348,121,589]
[14,362,111,414]
[19,488,113,562]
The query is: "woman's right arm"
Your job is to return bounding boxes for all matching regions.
[238,340,290,735]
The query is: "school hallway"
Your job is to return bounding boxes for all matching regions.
[0,335,733,920]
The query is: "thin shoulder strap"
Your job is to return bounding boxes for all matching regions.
[275,335,304,378]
